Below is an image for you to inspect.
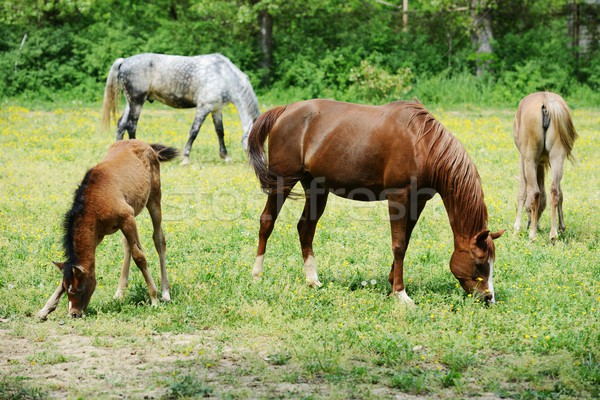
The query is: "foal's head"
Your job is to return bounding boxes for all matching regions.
[450,229,505,304]
[54,262,96,318]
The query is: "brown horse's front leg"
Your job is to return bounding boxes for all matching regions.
[387,188,427,306]
[387,192,414,305]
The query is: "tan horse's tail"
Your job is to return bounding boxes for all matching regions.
[247,106,299,194]
[544,94,578,162]
[101,58,125,131]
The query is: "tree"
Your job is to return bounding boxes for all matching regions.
[470,0,494,77]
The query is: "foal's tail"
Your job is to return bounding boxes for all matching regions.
[544,94,578,162]
[150,144,180,162]
[247,106,298,194]
[101,58,125,131]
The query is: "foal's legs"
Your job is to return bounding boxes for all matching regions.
[147,197,171,301]
[39,284,66,320]
[114,235,132,300]
[182,105,211,165]
[297,179,329,287]
[121,215,160,306]
[211,110,231,162]
[549,149,567,242]
[252,189,294,279]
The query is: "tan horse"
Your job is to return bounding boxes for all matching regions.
[39,140,178,319]
[513,92,578,242]
[247,99,504,305]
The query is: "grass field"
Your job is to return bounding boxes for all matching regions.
[0,101,598,399]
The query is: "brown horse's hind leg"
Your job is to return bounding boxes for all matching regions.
[121,215,159,306]
[297,179,329,288]
[147,198,171,302]
[252,189,294,280]
[114,235,132,300]
[549,149,566,242]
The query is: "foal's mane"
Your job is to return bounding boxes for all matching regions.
[61,168,93,280]
[402,102,488,237]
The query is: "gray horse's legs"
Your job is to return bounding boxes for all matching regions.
[116,102,143,140]
[182,106,210,165]
[116,103,130,140]
[211,110,231,162]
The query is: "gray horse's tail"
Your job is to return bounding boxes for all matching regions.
[101,58,125,131]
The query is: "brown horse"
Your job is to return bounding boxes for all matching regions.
[513,92,578,242]
[39,140,178,319]
[247,99,504,305]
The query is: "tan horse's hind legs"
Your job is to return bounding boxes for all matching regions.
[549,148,567,243]
[515,155,545,241]
[513,156,527,234]
[121,215,160,306]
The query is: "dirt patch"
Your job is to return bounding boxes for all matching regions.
[1,327,191,398]
[0,324,504,399]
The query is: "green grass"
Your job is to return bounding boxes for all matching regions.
[0,101,598,399]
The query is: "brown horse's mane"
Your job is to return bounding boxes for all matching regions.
[401,102,488,237]
[62,168,94,280]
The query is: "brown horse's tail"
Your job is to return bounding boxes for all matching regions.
[101,58,125,131]
[150,144,180,162]
[544,94,578,162]
[247,105,299,194]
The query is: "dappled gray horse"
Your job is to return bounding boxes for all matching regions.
[101,53,260,164]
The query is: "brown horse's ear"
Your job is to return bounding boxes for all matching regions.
[73,265,84,273]
[52,261,64,271]
[470,230,490,260]
[490,229,506,240]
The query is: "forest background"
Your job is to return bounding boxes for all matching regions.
[1,0,599,107]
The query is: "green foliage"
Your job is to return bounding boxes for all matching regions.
[1,0,598,105]
[348,60,413,103]
[0,377,46,400]
[164,375,213,399]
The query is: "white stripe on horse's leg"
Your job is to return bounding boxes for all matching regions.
[391,289,415,306]
[252,254,265,279]
[304,255,322,288]
[487,258,496,304]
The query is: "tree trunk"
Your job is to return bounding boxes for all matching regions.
[257,9,273,87]
[470,0,494,77]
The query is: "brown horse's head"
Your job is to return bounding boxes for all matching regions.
[450,229,505,304]
[54,262,96,318]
